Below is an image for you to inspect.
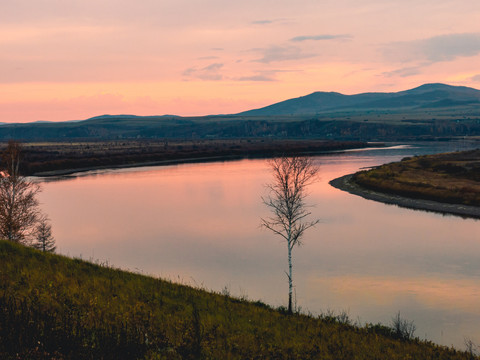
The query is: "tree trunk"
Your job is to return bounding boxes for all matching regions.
[8,182,16,241]
[288,242,293,314]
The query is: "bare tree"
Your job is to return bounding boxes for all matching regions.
[32,216,56,253]
[464,337,479,359]
[261,156,319,314]
[0,140,41,243]
[391,312,416,340]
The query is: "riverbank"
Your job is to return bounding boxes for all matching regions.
[7,139,375,176]
[330,174,480,219]
[1,240,475,359]
[330,148,480,218]
[32,154,245,176]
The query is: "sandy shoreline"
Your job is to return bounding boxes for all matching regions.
[330,174,480,220]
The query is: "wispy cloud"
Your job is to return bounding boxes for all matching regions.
[235,70,281,82]
[197,56,219,60]
[250,18,288,25]
[382,66,422,78]
[383,33,480,63]
[235,68,299,82]
[183,63,224,81]
[237,74,276,81]
[253,45,316,63]
[251,20,273,25]
[472,74,480,82]
[422,33,480,62]
[290,34,352,42]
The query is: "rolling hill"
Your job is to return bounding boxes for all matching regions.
[238,83,480,116]
[0,83,479,141]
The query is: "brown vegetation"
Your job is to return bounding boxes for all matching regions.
[2,139,371,176]
[353,149,480,206]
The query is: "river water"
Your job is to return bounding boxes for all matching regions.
[38,141,480,348]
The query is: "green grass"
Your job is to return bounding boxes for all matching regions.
[0,240,476,359]
[353,149,480,206]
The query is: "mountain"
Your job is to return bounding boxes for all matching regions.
[1,83,479,141]
[238,83,480,116]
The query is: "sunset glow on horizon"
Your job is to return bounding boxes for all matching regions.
[2,0,480,123]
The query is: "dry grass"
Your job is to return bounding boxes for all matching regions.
[1,240,476,359]
[0,139,370,176]
[354,149,480,206]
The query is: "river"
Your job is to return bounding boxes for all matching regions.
[37,140,480,348]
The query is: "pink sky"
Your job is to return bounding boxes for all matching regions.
[1,0,480,123]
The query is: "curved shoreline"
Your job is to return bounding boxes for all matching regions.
[32,155,245,177]
[32,145,376,178]
[330,174,480,220]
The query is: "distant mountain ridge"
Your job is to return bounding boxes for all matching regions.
[238,83,480,116]
[1,83,480,141]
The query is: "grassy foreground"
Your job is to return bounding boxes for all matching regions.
[353,149,480,206]
[0,241,475,359]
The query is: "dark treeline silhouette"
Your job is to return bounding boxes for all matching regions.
[1,116,480,141]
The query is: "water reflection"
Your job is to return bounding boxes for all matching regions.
[37,142,480,348]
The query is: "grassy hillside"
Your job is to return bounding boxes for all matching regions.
[0,241,475,359]
[239,83,480,116]
[353,149,480,206]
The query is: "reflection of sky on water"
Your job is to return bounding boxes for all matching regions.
[37,141,480,348]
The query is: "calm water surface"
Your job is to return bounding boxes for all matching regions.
[38,142,480,348]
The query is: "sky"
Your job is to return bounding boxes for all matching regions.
[1,0,480,123]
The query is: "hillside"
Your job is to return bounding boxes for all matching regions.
[0,240,475,359]
[0,83,479,141]
[239,83,480,116]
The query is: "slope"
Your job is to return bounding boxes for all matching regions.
[239,83,480,116]
[0,240,475,359]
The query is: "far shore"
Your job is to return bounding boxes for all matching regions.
[33,149,361,177]
[28,140,377,177]
[12,139,374,177]
[32,154,245,177]
[330,174,480,219]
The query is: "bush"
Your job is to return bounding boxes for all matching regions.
[391,312,416,341]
